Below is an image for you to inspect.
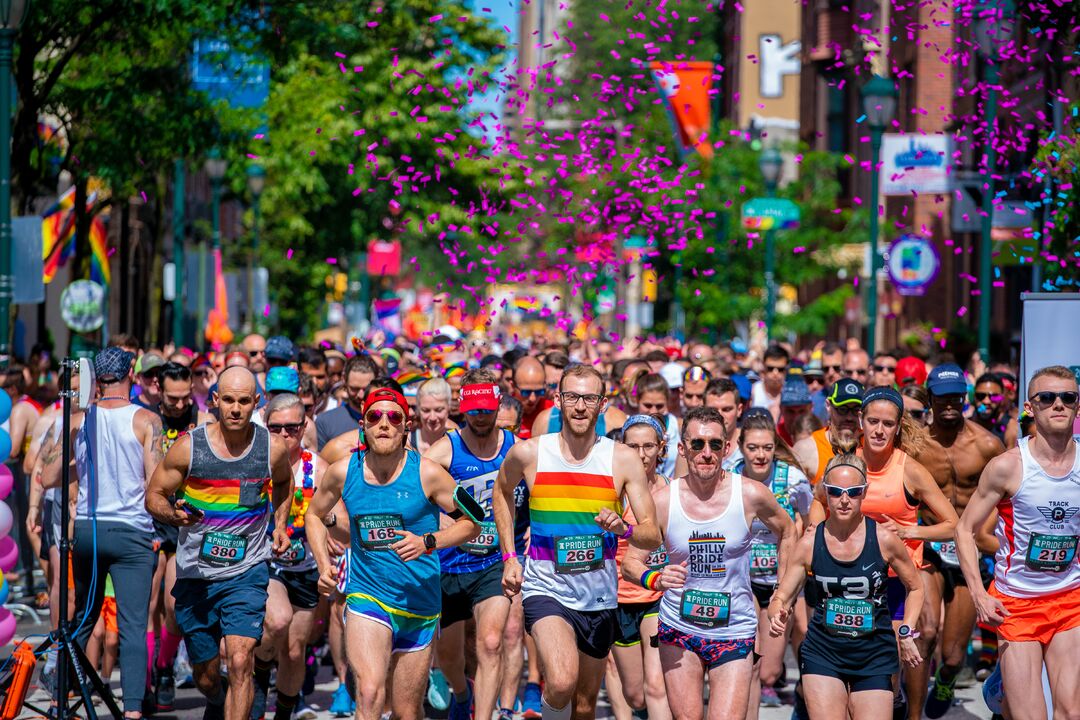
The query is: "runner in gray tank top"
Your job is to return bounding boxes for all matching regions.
[147,367,293,720]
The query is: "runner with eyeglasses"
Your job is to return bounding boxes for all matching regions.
[252,394,327,720]
[424,370,523,720]
[904,365,1004,719]
[954,366,1080,720]
[494,364,661,720]
[622,406,797,720]
[305,387,481,720]
[769,454,924,720]
[792,380,864,485]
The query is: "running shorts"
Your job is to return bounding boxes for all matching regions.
[988,582,1080,645]
[345,592,439,654]
[102,596,118,634]
[270,565,321,610]
[657,622,756,670]
[615,599,660,647]
[523,595,617,660]
[440,563,506,628]
[173,562,269,665]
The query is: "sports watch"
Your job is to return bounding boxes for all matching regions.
[423,533,437,554]
[897,624,913,639]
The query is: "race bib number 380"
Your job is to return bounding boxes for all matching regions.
[824,598,873,638]
[554,535,603,574]
[1026,533,1078,572]
[354,514,404,551]
[200,532,248,566]
[680,590,730,629]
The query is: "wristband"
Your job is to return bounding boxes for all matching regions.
[640,569,661,591]
[620,523,634,540]
[502,551,518,563]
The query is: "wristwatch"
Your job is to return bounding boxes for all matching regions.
[423,533,437,554]
[897,624,913,639]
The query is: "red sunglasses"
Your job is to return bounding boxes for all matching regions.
[365,409,405,426]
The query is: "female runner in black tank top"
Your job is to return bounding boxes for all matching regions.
[767,454,925,720]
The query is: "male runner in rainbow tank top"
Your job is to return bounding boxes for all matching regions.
[493,364,661,720]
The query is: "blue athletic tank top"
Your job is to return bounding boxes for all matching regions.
[343,450,441,616]
[547,406,607,437]
[439,429,515,574]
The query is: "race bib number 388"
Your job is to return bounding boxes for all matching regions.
[554,535,603,575]
[824,598,873,638]
[353,514,404,551]
[1026,533,1078,572]
[200,532,248,566]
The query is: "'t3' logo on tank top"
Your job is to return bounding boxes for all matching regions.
[688,532,727,577]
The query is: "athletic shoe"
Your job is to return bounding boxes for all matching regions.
[427,669,451,712]
[448,686,473,720]
[175,646,195,689]
[155,666,176,711]
[982,665,1004,715]
[497,709,514,720]
[292,696,318,720]
[330,682,355,718]
[522,682,542,719]
[975,660,994,681]
[761,687,782,708]
[924,669,957,719]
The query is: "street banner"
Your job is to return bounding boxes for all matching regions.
[41,187,111,287]
[650,61,713,158]
[880,134,952,196]
[885,234,940,296]
[741,198,800,230]
[368,239,402,276]
[205,248,234,349]
[1020,293,1080,405]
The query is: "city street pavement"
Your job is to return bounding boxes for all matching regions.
[9,612,998,720]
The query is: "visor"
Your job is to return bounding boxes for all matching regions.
[460,383,500,413]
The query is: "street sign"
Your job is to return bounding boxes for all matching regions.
[191,37,269,109]
[885,235,940,296]
[60,280,106,333]
[741,198,800,230]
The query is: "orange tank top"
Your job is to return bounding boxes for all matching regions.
[615,488,666,605]
[810,427,835,485]
[860,448,923,570]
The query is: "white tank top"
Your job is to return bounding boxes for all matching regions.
[522,434,622,611]
[74,405,153,533]
[659,473,757,639]
[994,437,1080,598]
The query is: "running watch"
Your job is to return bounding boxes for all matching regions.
[897,624,913,638]
[423,533,437,554]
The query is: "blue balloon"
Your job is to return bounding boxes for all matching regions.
[0,431,11,464]
[0,392,10,425]
[0,577,10,606]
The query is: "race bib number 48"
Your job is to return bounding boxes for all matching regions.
[554,535,603,575]
[462,521,499,556]
[354,514,404,551]
[824,598,873,638]
[1026,533,1078,572]
[199,532,248,566]
[680,590,730,630]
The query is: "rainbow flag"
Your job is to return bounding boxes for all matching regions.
[41,187,111,286]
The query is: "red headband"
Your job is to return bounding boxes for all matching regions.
[363,388,410,418]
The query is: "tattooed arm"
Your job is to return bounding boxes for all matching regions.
[138,409,166,483]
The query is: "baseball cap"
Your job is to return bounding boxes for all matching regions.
[927,363,967,396]
[459,383,500,413]
[730,338,749,355]
[730,374,752,403]
[363,387,410,417]
[265,366,300,394]
[135,352,166,376]
[265,336,296,362]
[781,376,812,407]
[659,362,684,390]
[896,356,928,387]
[95,347,134,381]
[827,379,865,407]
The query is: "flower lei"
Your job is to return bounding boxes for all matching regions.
[163,426,187,453]
[286,451,315,538]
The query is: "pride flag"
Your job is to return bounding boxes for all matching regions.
[41,187,111,286]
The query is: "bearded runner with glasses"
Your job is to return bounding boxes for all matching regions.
[955,365,1080,720]
[622,406,796,720]
[493,364,661,720]
[304,387,480,720]
[792,380,865,486]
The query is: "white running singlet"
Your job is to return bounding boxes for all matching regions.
[74,405,153,533]
[994,436,1080,598]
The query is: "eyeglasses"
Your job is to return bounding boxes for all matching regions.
[466,409,494,416]
[365,409,405,426]
[973,393,1004,403]
[561,392,603,408]
[688,438,725,453]
[906,409,927,421]
[626,442,659,452]
[518,388,546,398]
[267,423,304,435]
[873,364,896,373]
[1029,391,1079,408]
[832,404,861,417]
[823,484,867,499]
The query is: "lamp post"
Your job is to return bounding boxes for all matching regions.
[245,164,265,333]
[860,74,898,356]
[172,160,185,347]
[974,0,1014,362]
[200,149,227,348]
[0,0,28,364]
[759,147,783,341]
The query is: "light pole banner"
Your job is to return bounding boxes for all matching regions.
[649,61,713,158]
[1020,293,1080,403]
[879,134,952,196]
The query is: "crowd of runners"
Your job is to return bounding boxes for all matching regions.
[5,329,1077,720]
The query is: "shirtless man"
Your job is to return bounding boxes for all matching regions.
[907,364,1005,719]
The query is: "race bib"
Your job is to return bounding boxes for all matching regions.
[554,535,604,575]
[1025,533,1078,572]
[931,541,960,568]
[824,598,873,638]
[462,521,499,556]
[278,538,307,565]
[353,513,404,551]
[646,544,668,570]
[751,543,779,577]
[680,589,730,629]
[199,532,248,566]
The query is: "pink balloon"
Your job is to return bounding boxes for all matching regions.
[0,537,17,574]
[0,465,13,500]
[0,608,16,645]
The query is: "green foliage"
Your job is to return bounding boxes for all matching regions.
[1031,106,1079,290]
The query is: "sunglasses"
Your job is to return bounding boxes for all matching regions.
[846,368,869,376]
[823,364,843,373]
[873,364,896,373]
[365,409,405,426]
[906,409,928,421]
[518,388,546,398]
[1029,391,1079,407]
[688,438,725,453]
[267,423,304,435]
[823,483,868,499]
[974,393,1004,403]
[466,409,494,416]
[249,350,266,357]
[764,365,787,374]
[832,404,861,417]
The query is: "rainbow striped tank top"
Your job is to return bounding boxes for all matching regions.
[522,433,621,610]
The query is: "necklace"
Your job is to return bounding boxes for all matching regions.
[286,451,315,538]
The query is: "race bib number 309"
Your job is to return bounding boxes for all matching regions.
[354,514,404,551]
[462,521,499,556]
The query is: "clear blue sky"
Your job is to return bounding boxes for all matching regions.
[468,0,519,142]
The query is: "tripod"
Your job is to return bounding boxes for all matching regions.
[8,359,122,720]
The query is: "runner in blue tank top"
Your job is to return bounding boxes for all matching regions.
[425,370,520,720]
[306,387,481,720]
